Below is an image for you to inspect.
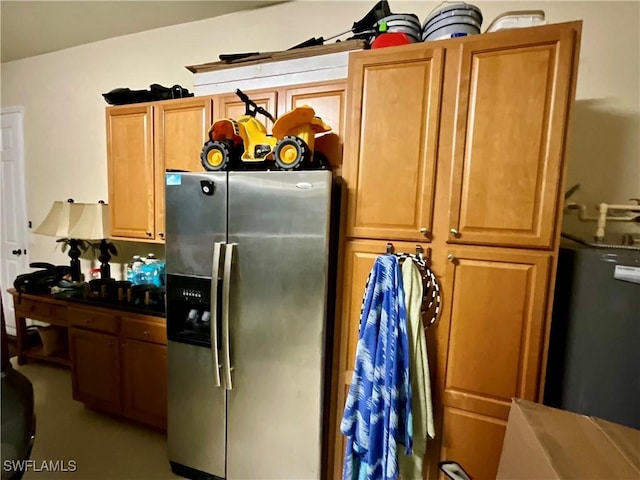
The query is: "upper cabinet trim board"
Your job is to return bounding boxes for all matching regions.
[193,51,352,96]
[448,28,576,248]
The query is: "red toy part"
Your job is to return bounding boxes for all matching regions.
[210,119,243,147]
[371,32,413,49]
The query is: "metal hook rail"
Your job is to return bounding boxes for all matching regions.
[385,242,441,328]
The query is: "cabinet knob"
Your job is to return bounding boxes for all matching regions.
[12,249,23,256]
[447,253,456,262]
[450,228,460,237]
[158,232,165,239]
[419,227,429,234]
[146,231,152,237]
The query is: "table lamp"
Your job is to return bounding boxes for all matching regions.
[68,201,114,279]
[33,199,85,281]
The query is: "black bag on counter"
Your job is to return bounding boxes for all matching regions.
[102,84,194,105]
[14,263,70,294]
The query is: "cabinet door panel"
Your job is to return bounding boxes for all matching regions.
[284,82,346,170]
[107,105,155,240]
[334,239,432,478]
[69,327,120,413]
[343,47,443,242]
[443,247,550,420]
[154,97,212,241]
[122,339,167,429]
[217,90,277,132]
[441,407,507,480]
[448,27,576,247]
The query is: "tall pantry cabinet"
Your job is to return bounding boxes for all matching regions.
[333,21,581,479]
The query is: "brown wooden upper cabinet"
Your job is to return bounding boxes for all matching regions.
[282,81,347,171]
[447,26,576,248]
[107,105,155,241]
[107,97,212,243]
[343,47,444,242]
[107,83,348,245]
[154,98,212,242]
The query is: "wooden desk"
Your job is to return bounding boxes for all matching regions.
[8,288,70,367]
[7,288,167,430]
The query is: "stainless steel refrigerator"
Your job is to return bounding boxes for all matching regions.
[165,170,337,480]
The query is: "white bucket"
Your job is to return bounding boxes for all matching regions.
[422,2,483,42]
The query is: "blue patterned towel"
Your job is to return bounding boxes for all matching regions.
[341,255,413,480]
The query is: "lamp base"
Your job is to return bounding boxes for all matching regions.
[68,239,82,282]
[98,239,112,280]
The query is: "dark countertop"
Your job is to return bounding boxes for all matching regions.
[55,292,165,318]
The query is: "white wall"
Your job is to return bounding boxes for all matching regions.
[1,1,638,277]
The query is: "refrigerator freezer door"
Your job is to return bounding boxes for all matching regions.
[166,172,227,478]
[226,171,332,479]
[168,341,226,478]
[165,172,227,277]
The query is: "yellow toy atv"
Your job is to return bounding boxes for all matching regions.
[201,89,331,171]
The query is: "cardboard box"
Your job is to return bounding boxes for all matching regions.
[497,399,640,479]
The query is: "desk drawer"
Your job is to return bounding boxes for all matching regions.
[16,299,52,321]
[121,317,166,345]
[68,307,118,334]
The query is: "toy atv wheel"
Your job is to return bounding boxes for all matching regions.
[274,136,310,170]
[201,140,232,171]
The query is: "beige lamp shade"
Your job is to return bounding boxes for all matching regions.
[33,201,85,237]
[68,203,110,240]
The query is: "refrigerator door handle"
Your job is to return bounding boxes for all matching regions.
[222,242,236,390]
[210,241,224,387]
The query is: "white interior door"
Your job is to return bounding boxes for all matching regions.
[1,107,29,335]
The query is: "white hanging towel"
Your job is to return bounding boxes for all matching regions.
[399,259,435,479]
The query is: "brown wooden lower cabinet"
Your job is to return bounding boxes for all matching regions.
[442,247,551,412]
[440,407,507,480]
[122,338,167,429]
[69,327,121,413]
[333,239,433,479]
[68,305,167,430]
[437,247,551,478]
[332,243,553,478]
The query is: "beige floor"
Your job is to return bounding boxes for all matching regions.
[13,360,181,480]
